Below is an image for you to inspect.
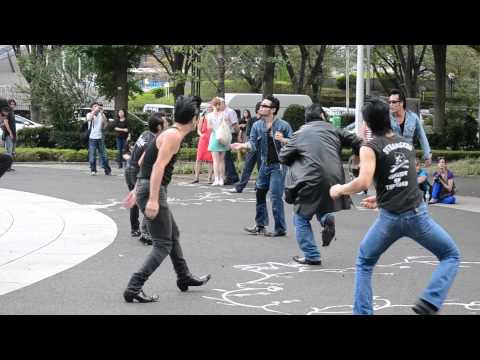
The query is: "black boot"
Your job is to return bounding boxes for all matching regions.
[176,274,211,292]
[123,289,159,303]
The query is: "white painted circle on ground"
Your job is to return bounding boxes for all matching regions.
[0,189,117,296]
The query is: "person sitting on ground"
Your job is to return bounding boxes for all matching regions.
[430,157,456,204]
[416,158,431,202]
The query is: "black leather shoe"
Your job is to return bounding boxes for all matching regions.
[322,215,336,247]
[272,231,287,237]
[177,274,211,292]
[292,255,322,266]
[131,229,141,237]
[412,299,438,315]
[139,236,153,245]
[123,289,159,303]
[224,178,239,185]
[244,225,272,236]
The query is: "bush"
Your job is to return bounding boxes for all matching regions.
[49,130,84,150]
[152,88,165,98]
[283,104,305,131]
[445,120,465,150]
[464,115,479,149]
[336,74,357,90]
[16,127,53,148]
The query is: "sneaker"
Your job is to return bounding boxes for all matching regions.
[191,179,199,184]
[412,299,438,315]
[218,178,224,186]
[229,188,242,193]
[244,225,272,236]
[90,171,97,176]
[6,168,15,172]
[105,170,112,176]
[131,229,141,237]
[321,215,336,247]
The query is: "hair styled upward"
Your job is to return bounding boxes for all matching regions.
[174,96,198,124]
[361,97,392,136]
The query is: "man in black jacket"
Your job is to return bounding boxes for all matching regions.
[279,104,362,265]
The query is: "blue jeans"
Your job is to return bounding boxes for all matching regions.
[224,150,239,182]
[293,212,331,261]
[431,182,456,204]
[235,150,260,192]
[255,163,286,234]
[88,138,111,173]
[116,137,126,167]
[4,135,15,156]
[353,202,460,315]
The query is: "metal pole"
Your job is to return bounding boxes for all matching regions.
[355,45,365,136]
[366,45,371,96]
[346,45,350,114]
[78,57,81,79]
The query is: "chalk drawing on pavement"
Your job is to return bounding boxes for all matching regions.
[202,256,480,315]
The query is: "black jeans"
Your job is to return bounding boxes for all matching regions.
[125,167,149,235]
[126,180,191,293]
[235,150,260,192]
[0,153,12,178]
[224,150,239,182]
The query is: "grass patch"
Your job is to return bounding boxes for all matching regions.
[445,158,480,176]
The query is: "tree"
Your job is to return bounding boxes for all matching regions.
[432,45,447,134]
[151,45,204,100]
[372,45,429,97]
[14,45,47,122]
[16,47,97,130]
[228,45,264,93]
[262,45,276,98]
[216,45,226,98]
[276,45,327,102]
[72,45,154,112]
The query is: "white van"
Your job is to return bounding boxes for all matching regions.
[224,93,313,118]
[142,104,175,116]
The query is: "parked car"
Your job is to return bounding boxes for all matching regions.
[0,115,44,138]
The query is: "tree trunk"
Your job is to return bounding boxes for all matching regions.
[113,57,129,113]
[173,82,186,100]
[262,45,275,98]
[216,45,225,98]
[432,45,447,134]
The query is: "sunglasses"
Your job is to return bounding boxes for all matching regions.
[388,100,401,104]
[260,104,274,109]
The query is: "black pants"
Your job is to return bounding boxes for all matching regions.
[235,150,260,192]
[125,167,149,235]
[126,180,191,293]
[0,153,12,178]
[224,150,239,182]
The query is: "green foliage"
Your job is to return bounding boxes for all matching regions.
[447,158,480,176]
[17,47,96,129]
[16,127,53,148]
[283,104,305,131]
[153,88,165,98]
[129,92,174,112]
[336,74,357,90]
[71,45,154,101]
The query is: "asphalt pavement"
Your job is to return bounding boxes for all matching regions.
[0,163,479,315]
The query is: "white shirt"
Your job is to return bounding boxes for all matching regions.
[88,112,104,139]
[224,107,238,132]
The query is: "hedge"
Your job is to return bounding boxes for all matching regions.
[4,147,480,164]
[0,147,200,162]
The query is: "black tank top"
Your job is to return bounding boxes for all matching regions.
[138,127,179,186]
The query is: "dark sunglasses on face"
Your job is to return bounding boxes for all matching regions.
[260,104,274,109]
[388,100,401,104]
